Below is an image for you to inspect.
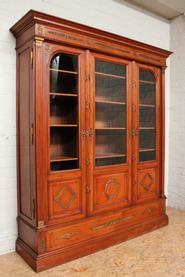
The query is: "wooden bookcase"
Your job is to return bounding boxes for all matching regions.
[10,10,172,272]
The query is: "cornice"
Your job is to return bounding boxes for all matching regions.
[10,10,172,59]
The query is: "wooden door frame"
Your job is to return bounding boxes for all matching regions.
[41,43,87,225]
[87,52,133,215]
[132,62,162,204]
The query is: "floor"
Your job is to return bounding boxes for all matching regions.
[0,208,185,277]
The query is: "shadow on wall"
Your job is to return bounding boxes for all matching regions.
[112,0,169,22]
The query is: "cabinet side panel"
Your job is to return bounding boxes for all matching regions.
[19,48,32,219]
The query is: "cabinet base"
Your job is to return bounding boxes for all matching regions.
[16,214,168,272]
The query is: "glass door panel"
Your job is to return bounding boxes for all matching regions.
[95,60,127,166]
[49,53,79,171]
[139,69,156,162]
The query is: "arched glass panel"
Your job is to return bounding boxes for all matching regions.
[139,69,156,162]
[49,53,79,171]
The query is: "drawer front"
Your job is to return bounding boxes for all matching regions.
[46,200,164,251]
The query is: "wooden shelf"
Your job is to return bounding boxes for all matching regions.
[139,80,155,85]
[96,99,126,105]
[139,148,155,152]
[96,153,126,159]
[96,127,126,130]
[50,124,78,127]
[50,92,78,97]
[95,71,126,79]
[139,104,155,108]
[50,68,78,74]
[51,156,78,162]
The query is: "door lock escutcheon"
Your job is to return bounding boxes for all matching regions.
[86,159,90,166]
[129,129,139,136]
[82,129,93,138]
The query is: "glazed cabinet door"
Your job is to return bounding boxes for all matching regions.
[132,63,161,203]
[87,53,132,215]
[43,44,86,225]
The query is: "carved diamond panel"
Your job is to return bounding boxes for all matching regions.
[137,168,159,202]
[140,173,153,192]
[49,179,84,221]
[54,185,76,209]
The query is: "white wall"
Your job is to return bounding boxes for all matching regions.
[0,0,170,254]
[168,15,185,210]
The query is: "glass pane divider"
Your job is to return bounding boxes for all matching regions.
[50,125,78,128]
[139,80,155,84]
[96,154,126,159]
[95,127,126,130]
[95,99,126,105]
[139,104,155,108]
[95,71,126,79]
[139,127,155,130]
[50,68,78,74]
[50,92,78,97]
[139,148,155,152]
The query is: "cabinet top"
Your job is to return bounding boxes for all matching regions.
[10,10,172,65]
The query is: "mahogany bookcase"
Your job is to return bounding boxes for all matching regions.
[10,10,171,272]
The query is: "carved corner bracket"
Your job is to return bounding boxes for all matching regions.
[34,36,44,46]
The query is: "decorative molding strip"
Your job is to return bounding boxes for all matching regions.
[91,216,133,231]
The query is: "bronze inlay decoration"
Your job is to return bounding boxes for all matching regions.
[57,231,80,240]
[47,30,133,56]
[95,42,132,54]
[104,178,120,200]
[40,239,46,253]
[44,43,51,53]
[54,185,76,209]
[37,220,45,229]
[37,25,43,35]
[140,173,154,192]
[47,30,84,42]
[91,216,133,231]
[142,207,156,216]
[137,53,161,63]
